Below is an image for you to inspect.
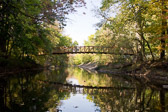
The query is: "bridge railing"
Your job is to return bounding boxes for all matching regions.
[52,46,134,55]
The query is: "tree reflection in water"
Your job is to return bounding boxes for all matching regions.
[0,67,167,112]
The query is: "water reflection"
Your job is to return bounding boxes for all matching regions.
[0,67,167,112]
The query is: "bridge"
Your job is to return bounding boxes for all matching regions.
[51,46,134,55]
[39,80,135,94]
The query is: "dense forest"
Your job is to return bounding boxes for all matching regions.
[71,0,168,66]
[0,0,84,69]
[0,0,168,69]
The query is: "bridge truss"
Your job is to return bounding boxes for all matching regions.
[52,46,134,55]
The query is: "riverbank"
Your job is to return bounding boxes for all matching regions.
[78,61,168,86]
[0,57,43,75]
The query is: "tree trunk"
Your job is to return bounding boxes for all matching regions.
[0,1,9,58]
[160,0,167,59]
[137,6,155,61]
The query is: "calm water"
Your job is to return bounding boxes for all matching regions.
[0,67,168,112]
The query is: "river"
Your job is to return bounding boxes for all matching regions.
[0,67,167,112]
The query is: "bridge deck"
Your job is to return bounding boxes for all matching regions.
[52,46,134,55]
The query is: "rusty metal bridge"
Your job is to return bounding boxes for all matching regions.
[51,46,134,55]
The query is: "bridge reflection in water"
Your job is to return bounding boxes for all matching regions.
[52,46,134,55]
[40,80,135,95]
[0,67,168,112]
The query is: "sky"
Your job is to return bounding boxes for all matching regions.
[64,0,102,45]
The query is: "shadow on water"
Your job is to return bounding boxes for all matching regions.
[0,67,168,112]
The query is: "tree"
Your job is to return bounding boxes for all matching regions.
[160,0,168,59]
[0,0,85,60]
[95,0,167,62]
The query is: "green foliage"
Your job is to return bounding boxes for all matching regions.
[70,54,83,65]
[71,0,168,65]
[69,54,94,65]
[84,34,95,46]
[0,0,85,67]
[94,0,168,63]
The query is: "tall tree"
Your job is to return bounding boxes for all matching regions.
[96,0,167,61]
[160,0,167,59]
[0,0,85,58]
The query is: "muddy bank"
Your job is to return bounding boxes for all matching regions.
[78,61,168,86]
